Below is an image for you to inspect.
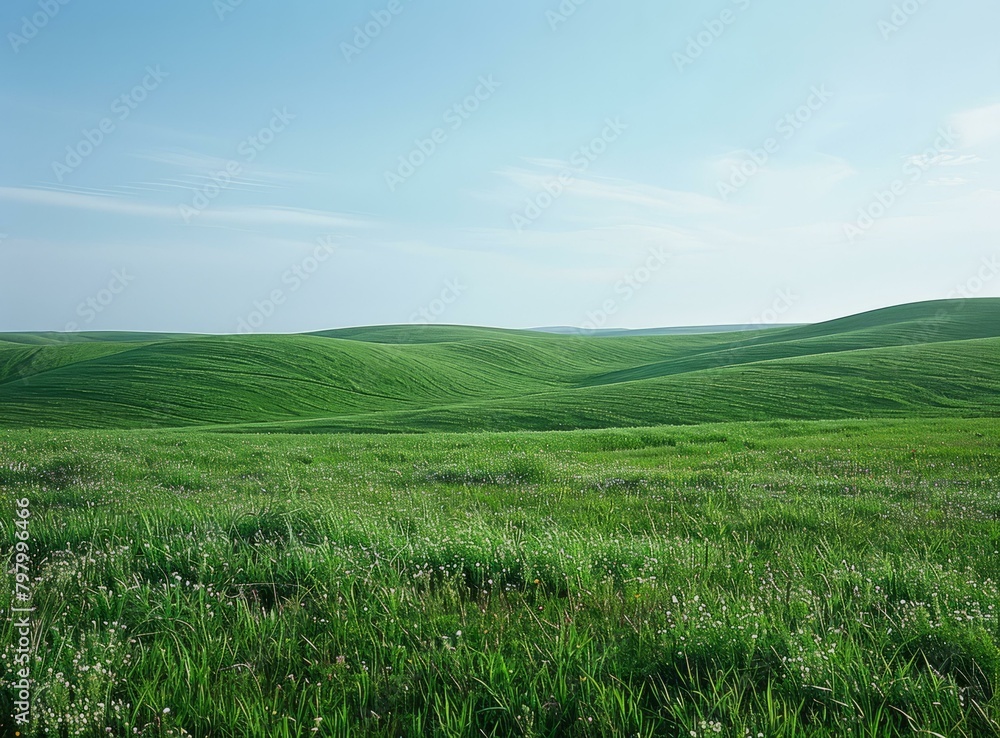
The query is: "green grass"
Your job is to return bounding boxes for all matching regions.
[2,418,999,736]
[2,299,1000,735]
[1,299,999,432]
[227,337,1000,434]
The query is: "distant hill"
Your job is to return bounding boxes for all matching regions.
[531,325,803,336]
[1,299,998,432]
[0,331,192,345]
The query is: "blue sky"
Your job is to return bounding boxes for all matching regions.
[2,0,999,333]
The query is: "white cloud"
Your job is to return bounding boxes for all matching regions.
[0,186,172,218]
[0,186,370,230]
[570,175,728,216]
[231,207,369,229]
[950,103,1000,148]
[904,152,983,169]
[495,165,728,217]
[724,154,856,198]
[925,177,969,187]
[128,148,330,193]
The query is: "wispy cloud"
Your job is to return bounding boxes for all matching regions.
[0,186,371,230]
[951,103,1000,149]
[494,164,728,218]
[925,176,969,187]
[904,152,983,169]
[0,186,171,217]
[129,148,329,188]
[569,175,727,216]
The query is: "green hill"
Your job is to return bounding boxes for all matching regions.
[0,331,191,345]
[253,336,999,434]
[1,299,998,431]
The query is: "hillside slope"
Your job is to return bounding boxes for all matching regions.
[0,299,997,431]
[242,337,1000,433]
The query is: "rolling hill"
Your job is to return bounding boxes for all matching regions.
[1,299,998,432]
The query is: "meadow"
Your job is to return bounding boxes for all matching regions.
[2,418,999,737]
[2,299,1000,736]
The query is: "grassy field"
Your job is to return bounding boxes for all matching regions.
[2,418,1000,736]
[2,299,1000,736]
